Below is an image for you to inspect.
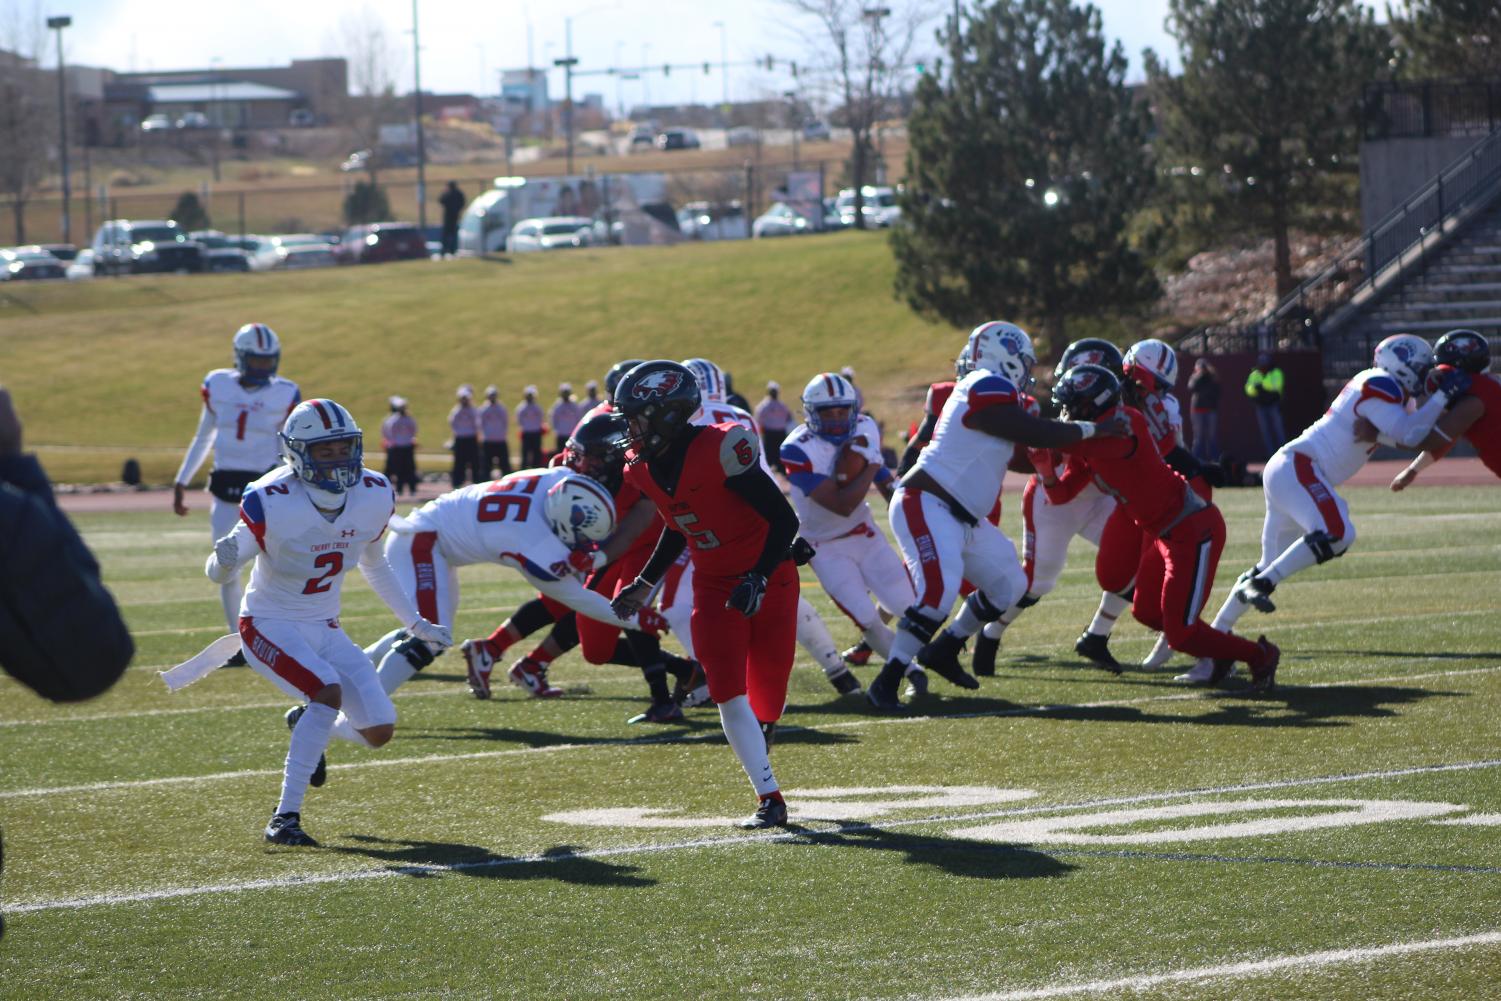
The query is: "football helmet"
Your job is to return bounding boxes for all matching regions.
[603,360,644,400]
[1122,338,1178,393]
[543,472,618,550]
[801,372,860,443]
[612,360,702,459]
[1052,364,1122,421]
[962,321,1036,389]
[564,412,630,493]
[1053,338,1124,382]
[281,399,363,500]
[232,323,281,386]
[1434,329,1490,374]
[682,357,729,404]
[1374,334,1434,396]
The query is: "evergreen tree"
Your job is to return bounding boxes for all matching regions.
[343,181,390,225]
[892,0,1158,358]
[1390,0,1501,80]
[169,192,211,232]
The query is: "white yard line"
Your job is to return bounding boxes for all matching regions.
[3,664,1499,797]
[6,756,1501,915]
[933,931,1501,1001]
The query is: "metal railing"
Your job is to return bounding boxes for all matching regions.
[1363,80,1501,141]
[1179,123,1501,357]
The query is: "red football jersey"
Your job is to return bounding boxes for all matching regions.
[1061,405,1194,537]
[624,423,768,578]
[613,476,666,565]
[1463,373,1501,478]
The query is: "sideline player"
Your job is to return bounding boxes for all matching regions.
[780,372,912,696]
[205,399,450,846]
[1185,334,1467,683]
[609,360,802,829]
[175,323,301,636]
[1385,330,1498,488]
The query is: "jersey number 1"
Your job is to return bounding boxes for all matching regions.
[235,411,248,440]
[302,552,343,594]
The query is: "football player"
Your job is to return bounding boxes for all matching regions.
[174,323,301,637]
[204,399,450,846]
[780,372,912,697]
[1385,330,1498,488]
[609,360,802,829]
[1184,334,1467,684]
[867,322,1128,711]
[1051,365,1280,689]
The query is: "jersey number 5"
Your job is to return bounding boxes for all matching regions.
[674,512,722,550]
[302,552,343,594]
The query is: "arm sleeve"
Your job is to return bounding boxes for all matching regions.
[1057,433,1136,460]
[725,466,800,578]
[1163,445,1204,482]
[358,537,422,626]
[1363,393,1447,448]
[174,405,217,486]
[532,573,639,629]
[1045,454,1095,504]
[204,521,258,583]
[0,454,134,701]
[638,526,688,584]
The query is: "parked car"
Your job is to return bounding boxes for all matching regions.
[726,126,758,147]
[0,247,65,281]
[340,148,420,172]
[279,243,337,269]
[34,242,77,262]
[677,201,749,241]
[802,119,832,141]
[628,127,656,151]
[655,128,700,151]
[189,230,253,272]
[247,233,332,270]
[835,185,902,227]
[66,248,96,280]
[140,113,172,133]
[176,111,211,129]
[334,222,429,264]
[505,216,595,254]
[752,202,818,238]
[91,220,204,275]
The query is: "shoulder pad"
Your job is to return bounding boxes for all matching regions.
[1361,373,1404,404]
[718,424,760,477]
[1020,393,1041,418]
[779,441,816,476]
[967,374,1020,406]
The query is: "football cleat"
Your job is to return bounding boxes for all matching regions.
[1233,569,1277,614]
[223,649,248,668]
[264,811,318,847]
[1246,636,1281,693]
[1141,634,1175,669]
[284,706,327,788]
[509,657,564,698]
[866,666,907,712]
[672,661,711,708]
[628,700,684,724]
[1074,631,1123,675]
[917,631,981,690]
[739,794,789,830]
[829,668,863,697]
[461,639,494,700]
[903,667,930,700]
[1174,658,1234,686]
[841,642,873,667]
[972,632,1000,677]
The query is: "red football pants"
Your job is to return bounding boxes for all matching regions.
[1096,476,1214,594]
[1131,505,1263,664]
[691,559,800,722]
[576,546,653,664]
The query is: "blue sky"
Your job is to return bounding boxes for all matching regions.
[39,0,1179,109]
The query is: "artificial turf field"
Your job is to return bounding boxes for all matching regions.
[2,483,1499,999]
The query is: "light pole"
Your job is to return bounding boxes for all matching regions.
[411,0,428,234]
[209,56,222,183]
[47,15,71,244]
[614,41,625,119]
[713,20,729,109]
[641,43,651,109]
[557,4,617,175]
[784,90,800,170]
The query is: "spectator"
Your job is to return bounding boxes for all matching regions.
[0,386,133,702]
[723,371,752,412]
[549,382,584,456]
[1245,352,1287,459]
[1187,360,1221,462]
[517,385,545,469]
[479,385,511,478]
[583,379,601,409]
[448,384,483,487]
[754,381,792,472]
[381,395,420,495]
[438,181,466,258]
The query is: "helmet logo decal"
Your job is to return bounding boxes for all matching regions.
[632,370,684,399]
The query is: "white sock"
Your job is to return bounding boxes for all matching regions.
[888,623,925,666]
[862,621,894,659]
[376,646,419,695]
[997,592,1037,629]
[1210,589,1250,631]
[796,598,845,676]
[330,711,375,748]
[982,620,1005,640]
[1088,591,1131,637]
[948,598,985,640]
[1262,540,1319,586]
[277,702,336,816]
[717,695,777,796]
[365,628,402,665]
[220,575,244,634]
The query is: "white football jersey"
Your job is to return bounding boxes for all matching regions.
[910,369,1023,520]
[238,465,395,621]
[1284,368,1436,486]
[781,414,888,542]
[692,401,775,475]
[202,368,301,472]
[400,467,577,581]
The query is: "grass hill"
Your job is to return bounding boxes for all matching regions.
[0,232,954,484]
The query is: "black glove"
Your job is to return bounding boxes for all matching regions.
[611,577,654,619]
[1436,368,1472,401]
[1199,461,1228,489]
[725,572,767,617]
[789,536,816,566]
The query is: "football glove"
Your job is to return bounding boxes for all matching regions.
[213,534,240,574]
[407,618,452,649]
[636,607,669,636]
[789,536,816,566]
[726,572,767,617]
[611,577,654,619]
[568,546,608,575]
[1436,368,1472,401]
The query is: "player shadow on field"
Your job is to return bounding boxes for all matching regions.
[409,716,859,749]
[1296,648,1501,662]
[785,825,1076,881]
[1036,683,1462,729]
[328,834,655,887]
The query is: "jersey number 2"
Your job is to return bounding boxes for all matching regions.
[302,552,343,594]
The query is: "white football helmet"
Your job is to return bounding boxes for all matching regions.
[681,357,729,404]
[232,323,281,386]
[543,472,618,550]
[963,321,1036,389]
[281,399,363,501]
[1123,338,1178,391]
[801,372,860,443]
[1374,334,1434,395]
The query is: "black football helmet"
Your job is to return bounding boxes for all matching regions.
[1052,364,1122,421]
[564,412,630,493]
[605,358,647,399]
[1053,338,1124,383]
[1434,329,1490,374]
[612,360,702,458]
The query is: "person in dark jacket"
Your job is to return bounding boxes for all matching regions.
[1187,359,1221,461]
[438,181,466,257]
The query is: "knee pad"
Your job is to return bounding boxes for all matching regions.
[1304,530,1350,564]
[966,591,1005,622]
[393,632,438,671]
[897,607,942,643]
[1015,592,1041,610]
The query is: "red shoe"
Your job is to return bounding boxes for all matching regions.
[460,639,494,700]
[509,657,564,698]
[1247,637,1280,693]
[841,642,873,667]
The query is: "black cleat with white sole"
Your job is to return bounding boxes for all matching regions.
[739,795,789,830]
[916,631,981,689]
[1074,631,1123,675]
[264,811,318,846]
